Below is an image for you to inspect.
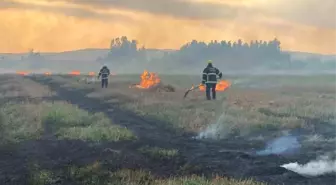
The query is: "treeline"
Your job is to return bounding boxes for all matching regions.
[100,36,335,73]
[5,36,333,73]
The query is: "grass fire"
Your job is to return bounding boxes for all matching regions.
[0,73,334,185]
[199,80,231,91]
[130,70,161,89]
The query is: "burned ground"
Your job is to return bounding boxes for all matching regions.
[0,74,335,185]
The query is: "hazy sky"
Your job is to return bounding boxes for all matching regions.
[1,0,335,54]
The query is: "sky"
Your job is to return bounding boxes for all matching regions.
[1,0,335,54]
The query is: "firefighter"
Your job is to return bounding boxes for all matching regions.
[202,60,222,100]
[98,65,110,88]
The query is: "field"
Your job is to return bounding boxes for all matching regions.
[0,73,335,185]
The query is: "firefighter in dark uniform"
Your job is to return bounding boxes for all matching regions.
[98,65,110,88]
[202,60,223,100]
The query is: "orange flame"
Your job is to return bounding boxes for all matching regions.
[88,72,95,76]
[199,80,231,91]
[16,71,29,76]
[44,72,51,76]
[69,70,80,76]
[135,70,161,89]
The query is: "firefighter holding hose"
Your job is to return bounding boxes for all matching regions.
[202,60,222,100]
[98,65,110,88]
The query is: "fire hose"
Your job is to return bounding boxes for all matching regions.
[183,84,202,98]
[183,79,233,99]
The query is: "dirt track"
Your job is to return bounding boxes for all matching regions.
[0,75,335,185]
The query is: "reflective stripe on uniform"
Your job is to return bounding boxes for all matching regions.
[205,81,217,84]
[203,73,217,76]
[204,73,217,82]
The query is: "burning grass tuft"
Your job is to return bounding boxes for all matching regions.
[133,70,161,89]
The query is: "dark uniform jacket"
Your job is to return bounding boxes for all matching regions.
[202,65,222,84]
[98,67,110,79]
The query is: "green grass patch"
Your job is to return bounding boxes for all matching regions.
[0,103,44,145]
[122,99,219,133]
[156,175,266,185]
[58,163,266,185]
[27,163,57,185]
[138,146,179,159]
[43,102,137,142]
[111,169,265,185]
[0,101,136,144]
[29,170,55,185]
[57,125,135,142]
[67,161,107,185]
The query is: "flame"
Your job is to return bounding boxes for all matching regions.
[16,71,29,76]
[134,70,161,89]
[199,80,231,91]
[44,72,51,76]
[69,70,80,76]
[88,72,95,76]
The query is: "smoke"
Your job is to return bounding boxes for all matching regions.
[195,122,222,140]
[1,0,336,54]
[194,110,234,140]
[60,0,241,20]
[281,155,336,176]
[256,135,301,156]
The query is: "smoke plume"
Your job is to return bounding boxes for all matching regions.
[194,111,232,140]
[1,0,336,54]
[256,135,301,156]
[281,155,336,176]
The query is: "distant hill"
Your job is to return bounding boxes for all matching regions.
[0,48,178,61]
[0,48,334,74]
[2,48,333,62]
[286,51,336,61]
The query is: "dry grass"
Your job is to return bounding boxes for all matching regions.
[138,146,179,160]
[43,101,136,142]
[1,74,335,185]
[111,74,336,140]
[0,101,136,145]
[27,162,265,185]
[51,74,335,142]
[0,103,45,144]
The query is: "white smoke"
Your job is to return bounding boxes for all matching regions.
[80,77,100,84]
[194,112,230,139]
[256,135,301,156]
[281,155,336,177]
[195,122,222,139]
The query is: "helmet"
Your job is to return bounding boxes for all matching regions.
[207,60,212,64]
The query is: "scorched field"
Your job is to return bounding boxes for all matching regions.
[0,72,335,185]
